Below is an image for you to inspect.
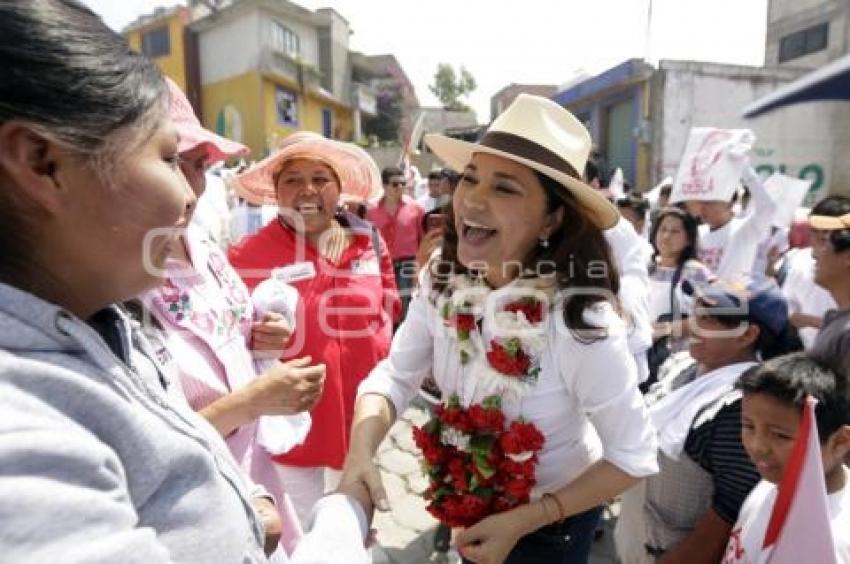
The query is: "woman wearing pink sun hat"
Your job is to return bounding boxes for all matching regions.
[139,79,327,560]
[227,132,400,526]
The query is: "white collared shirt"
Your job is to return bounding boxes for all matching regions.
[358,277,659,496]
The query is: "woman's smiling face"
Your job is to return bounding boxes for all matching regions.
[275,158,341,236]
[453,152,561,287]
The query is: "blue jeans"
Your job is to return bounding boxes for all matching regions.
[463,506,603,564]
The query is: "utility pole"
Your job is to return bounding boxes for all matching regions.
[644,0,654,64]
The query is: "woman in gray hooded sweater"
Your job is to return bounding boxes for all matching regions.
[0,1,279,561]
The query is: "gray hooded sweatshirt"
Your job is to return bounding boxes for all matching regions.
[0,283,269,563]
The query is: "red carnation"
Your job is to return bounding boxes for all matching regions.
[468,404,505,434]
[459,493,489,520]
[412,425,434,450]
[499,428,523,455]
[486,340,531,376]
[504,298,544,323]
[437,405,475,433]
[448,456,470,492]
[413,425,450,465]
[441,493,489,527]
[500,420,545,455]
[492,495,521,513]
[501,475,535,499]
[454,313,476,332]
[499,456,537,479]
[438,495,465,528]
[515,421,545,451]
[424,443,447,465]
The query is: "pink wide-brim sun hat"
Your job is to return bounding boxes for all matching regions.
[165,78,249,164]
[233,132,383,206]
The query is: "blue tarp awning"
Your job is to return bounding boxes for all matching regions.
[553,59,644,107]
[743,53,850,117]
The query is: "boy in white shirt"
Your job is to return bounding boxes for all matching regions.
[688,167,777,279]
[722,353,850,563]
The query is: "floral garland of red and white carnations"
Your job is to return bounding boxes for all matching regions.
[412,275,551,528]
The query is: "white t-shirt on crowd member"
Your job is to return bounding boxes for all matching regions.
[697,173,777,280]
[781,247,837,349]
[722,479,850,563]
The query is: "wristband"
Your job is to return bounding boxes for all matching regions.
[541,492,566,523]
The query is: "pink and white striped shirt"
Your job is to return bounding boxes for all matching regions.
[141,223,302,556]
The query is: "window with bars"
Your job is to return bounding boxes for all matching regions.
[779,22,828,63]
[275,86,298,127]
[141,26,170,58]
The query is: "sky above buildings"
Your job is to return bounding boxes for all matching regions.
[83,0,769,122]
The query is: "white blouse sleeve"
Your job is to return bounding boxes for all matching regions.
[356,285,435,417]
[562,306,659,478]
[605,218,653,356]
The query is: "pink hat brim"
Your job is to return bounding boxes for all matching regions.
[166,77,249,164]
[177,127,249,163]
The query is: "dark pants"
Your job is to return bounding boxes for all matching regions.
[392,257,416,323]
[462,506,603,564]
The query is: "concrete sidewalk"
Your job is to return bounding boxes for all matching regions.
[368,398,620,564]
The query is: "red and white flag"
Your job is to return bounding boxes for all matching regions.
[760,396,837,563]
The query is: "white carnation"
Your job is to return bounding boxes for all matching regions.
[440,426,471,452]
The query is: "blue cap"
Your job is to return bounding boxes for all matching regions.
[688,278,789,336]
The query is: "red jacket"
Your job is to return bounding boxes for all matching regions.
[228,214,400,468]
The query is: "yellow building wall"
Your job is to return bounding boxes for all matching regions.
[201,72,265,159]
[125,13,188,91]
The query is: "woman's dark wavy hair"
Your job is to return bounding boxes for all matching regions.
[431,168,620,338]
[649,206,700,271]
[0,0,166,285]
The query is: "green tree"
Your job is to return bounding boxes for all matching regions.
[429,63,477,111]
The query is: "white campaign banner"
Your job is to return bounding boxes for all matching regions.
[670,128,756,203]
[763,173,812,229]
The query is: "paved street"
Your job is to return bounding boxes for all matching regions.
[368,397,620,564]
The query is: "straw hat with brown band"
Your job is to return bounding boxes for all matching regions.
[424,93,619,230]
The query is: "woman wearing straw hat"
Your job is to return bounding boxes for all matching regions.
[138,79,328,559]
[228,133,401,525]
[342,94,659,563]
